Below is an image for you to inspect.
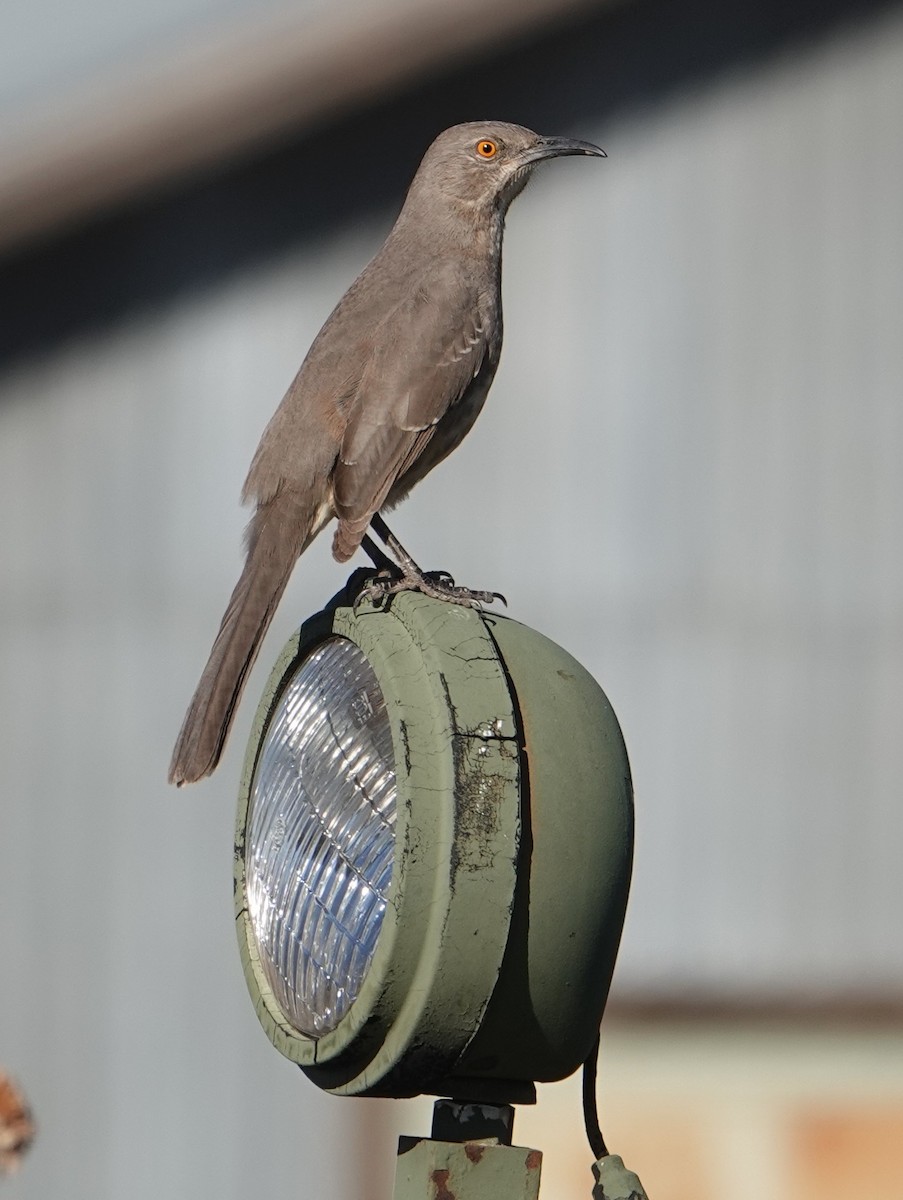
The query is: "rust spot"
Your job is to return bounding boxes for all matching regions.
[464,1142,485,1163]
[430,1167,456,1200]
[526,1150,542,1171]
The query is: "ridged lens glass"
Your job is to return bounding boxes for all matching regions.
[245,637,397,1037]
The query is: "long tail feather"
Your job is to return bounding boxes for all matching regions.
[169,490,315,786]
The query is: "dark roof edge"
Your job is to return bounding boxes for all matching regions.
[0,0,615,254]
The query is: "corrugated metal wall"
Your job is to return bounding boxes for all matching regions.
[1,7,901,1198]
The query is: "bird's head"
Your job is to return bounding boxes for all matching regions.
[407,121,606,220]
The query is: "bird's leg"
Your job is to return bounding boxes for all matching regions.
[360,533,396,575]
[356,533,407,608]
[360,513,505,608]
[369,514,458,585]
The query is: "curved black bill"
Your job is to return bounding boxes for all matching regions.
[521,136,607,164]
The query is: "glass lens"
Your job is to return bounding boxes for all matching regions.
[245,637,397,1037]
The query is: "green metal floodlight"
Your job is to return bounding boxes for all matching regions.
[234,576,641,1197]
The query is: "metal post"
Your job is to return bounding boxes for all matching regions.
[392,1100,542,1200]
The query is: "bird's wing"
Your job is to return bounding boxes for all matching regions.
[332,290,490,524]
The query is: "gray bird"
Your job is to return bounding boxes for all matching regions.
[169,120,605,786]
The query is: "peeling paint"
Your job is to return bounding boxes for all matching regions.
[398,718,412,776]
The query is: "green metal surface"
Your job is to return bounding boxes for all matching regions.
[447,613,634,1087]
[235,578,634,1099]
[393,1137,542,1200]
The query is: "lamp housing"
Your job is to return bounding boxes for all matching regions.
[235,578,633,1102]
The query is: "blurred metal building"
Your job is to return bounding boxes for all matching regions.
[1,1,901,1197]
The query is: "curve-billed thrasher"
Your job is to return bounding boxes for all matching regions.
[170,120,604,786]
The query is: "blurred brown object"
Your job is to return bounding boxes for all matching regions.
[0,1071,35,1175]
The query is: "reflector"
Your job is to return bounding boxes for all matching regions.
[244,637,397,1037]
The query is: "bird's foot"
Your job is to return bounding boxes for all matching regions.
[356,566,505,610]
[359,519,505,608]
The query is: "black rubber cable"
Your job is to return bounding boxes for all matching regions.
[582,1031,608,1160]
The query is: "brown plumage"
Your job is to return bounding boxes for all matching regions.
[169,121,604,785]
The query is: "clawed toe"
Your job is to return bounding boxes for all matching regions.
[353,569,397,610]
[355,567,504,610]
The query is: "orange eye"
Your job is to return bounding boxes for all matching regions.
[476,139,498,159]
